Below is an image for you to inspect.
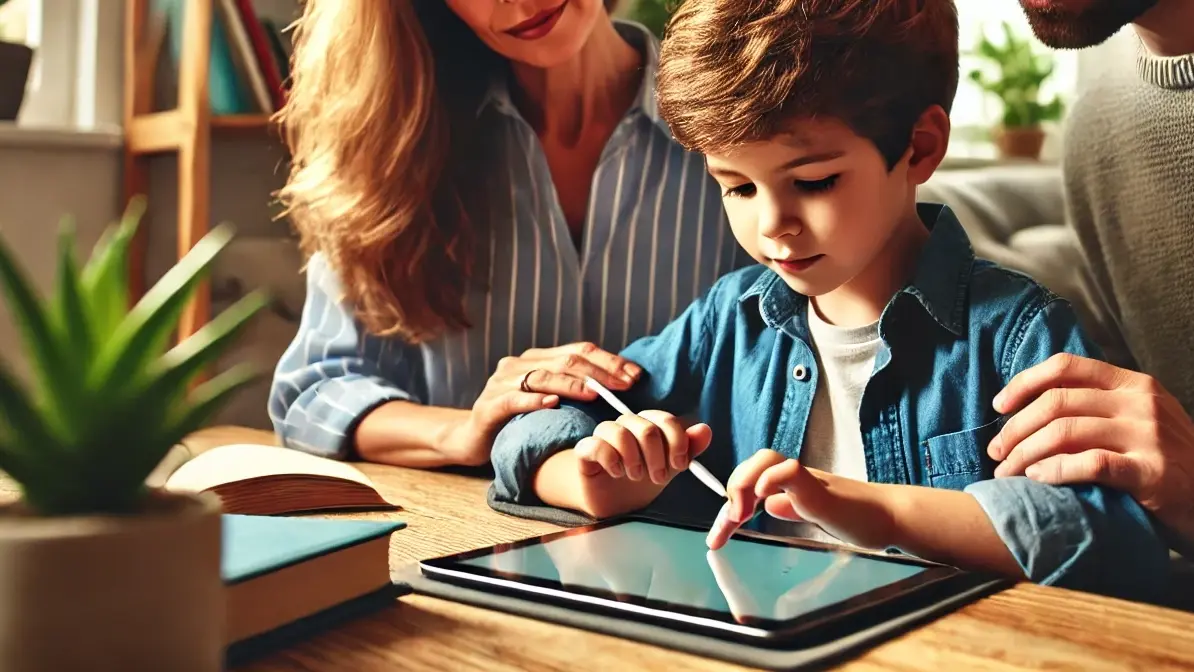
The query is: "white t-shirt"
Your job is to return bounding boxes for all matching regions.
[767,304,882,545]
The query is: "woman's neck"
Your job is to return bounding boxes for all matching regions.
[1135,0,1194,57]
[508,16,642,146]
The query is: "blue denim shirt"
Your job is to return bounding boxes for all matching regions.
[490,203,1170,603]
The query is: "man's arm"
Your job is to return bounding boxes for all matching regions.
[972,297,1172,600]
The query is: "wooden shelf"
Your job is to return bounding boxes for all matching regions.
[121,0,283,347]
[126,111,275,154]
[211,113,275,130]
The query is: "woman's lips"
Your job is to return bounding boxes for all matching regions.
[505,2,567,40]
[775,255,824,274]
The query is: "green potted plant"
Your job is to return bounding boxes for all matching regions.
[622,0,674,39]
[0,197,266,671]
[0,0,34,121]
[967,21,1065,161]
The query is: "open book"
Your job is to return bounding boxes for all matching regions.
[160,444,400,516]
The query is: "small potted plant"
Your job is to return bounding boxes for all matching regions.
[0,0,34,121]
[967,21,1065,161]
[0,198,266,671]
[624,0,674,39]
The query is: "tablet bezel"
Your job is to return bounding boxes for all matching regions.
[418,515,980,644]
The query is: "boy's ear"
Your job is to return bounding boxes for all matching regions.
[905,105,951,185]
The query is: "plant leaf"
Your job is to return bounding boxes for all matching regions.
[89,222,236,390]
[144,290,268,396]
[52,217,92,373]
[0,226,72,437]
[81,198,143,341]
[0,360,58,491]
[121,363,260,491]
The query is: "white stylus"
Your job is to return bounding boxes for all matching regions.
[583,376,728,499]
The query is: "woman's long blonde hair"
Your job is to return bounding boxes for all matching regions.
[276,1,497,343]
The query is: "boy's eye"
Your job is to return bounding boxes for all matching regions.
[795,175,840,193]
[723,183,756,198]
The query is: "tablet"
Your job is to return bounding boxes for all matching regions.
[418,516,993,646]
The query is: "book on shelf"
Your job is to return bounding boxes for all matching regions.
[152,0,293,116]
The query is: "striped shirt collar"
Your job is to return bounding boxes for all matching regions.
[477,19,667,130]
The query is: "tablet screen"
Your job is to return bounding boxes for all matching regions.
[445,519,933,625]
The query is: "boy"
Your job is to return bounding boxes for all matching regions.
[488,0,1170,601]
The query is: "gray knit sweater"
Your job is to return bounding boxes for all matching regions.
[1063,35,1194,412]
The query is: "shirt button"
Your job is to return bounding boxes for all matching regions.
[792,365,808,381]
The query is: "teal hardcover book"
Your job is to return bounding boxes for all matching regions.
[221,514,407,666]
[222,514,404,583]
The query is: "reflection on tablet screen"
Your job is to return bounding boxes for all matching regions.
[458,521,926,621]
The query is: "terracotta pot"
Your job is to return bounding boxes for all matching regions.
[0,491,224,672]
[0,40,33,121]
[993,125,1046,160]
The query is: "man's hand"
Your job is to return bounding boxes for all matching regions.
[988,353,1194,556]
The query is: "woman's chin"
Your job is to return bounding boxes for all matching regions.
[492,13,594,69]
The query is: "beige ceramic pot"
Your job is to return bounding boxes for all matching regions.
[0,491,224,672]
[993,125,1046,160]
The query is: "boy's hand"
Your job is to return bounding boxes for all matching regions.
[560,411,712,519]
[706,449,896,551]
[574,410,713,485]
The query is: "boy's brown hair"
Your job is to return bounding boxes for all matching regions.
[656,0,959,169]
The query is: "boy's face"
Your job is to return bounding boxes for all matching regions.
[705,117,916,300]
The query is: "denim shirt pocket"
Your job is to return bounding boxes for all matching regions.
[922,418,1003,491]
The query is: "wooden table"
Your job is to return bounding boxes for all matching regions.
[182,429,1194,671]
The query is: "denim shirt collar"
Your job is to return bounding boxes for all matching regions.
[738,203,974,340]
[476,20,667,131]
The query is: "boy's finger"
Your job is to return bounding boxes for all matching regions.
[574,437,623,478]
[640,410,689,471]
[619,414,669,483]
[684,423,713,460]
[756,460,833,521]
[595,421,644,481]
[726,449,787,523]
[762,494,807,522]
[706,501,738,550]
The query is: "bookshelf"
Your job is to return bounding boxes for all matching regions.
[121,0,281,343]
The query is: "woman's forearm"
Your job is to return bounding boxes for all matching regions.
[353,401,476,467]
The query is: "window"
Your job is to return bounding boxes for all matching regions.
[952,2,1080,157]
[0,0,121,131]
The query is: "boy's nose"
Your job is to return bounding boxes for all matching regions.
[758,200,803,239]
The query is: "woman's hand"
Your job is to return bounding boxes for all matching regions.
[988,353,1194,557]
[441,342,643,466]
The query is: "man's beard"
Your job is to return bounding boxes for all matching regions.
[1019,0,1160,49]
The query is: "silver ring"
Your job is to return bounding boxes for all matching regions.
[520,369,537,393]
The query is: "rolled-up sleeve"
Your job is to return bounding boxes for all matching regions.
[972,296,1171,602]
[966,477,1170,602]
[489,279,720,507]
[490,406,601,505]
[268,254,425,459]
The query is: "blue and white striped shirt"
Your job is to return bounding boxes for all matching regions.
[268,21,749,458]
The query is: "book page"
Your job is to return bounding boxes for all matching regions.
[164,443,374,493]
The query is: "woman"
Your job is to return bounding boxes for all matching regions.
[269,0,747,468]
